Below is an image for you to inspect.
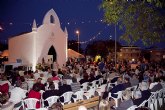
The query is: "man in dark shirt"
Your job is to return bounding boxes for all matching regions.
[43,82,60,107]
[58,80,72,96]
[132,90,143,106]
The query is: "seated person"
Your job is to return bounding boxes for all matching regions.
[99,92,110,110]
[140,81,151,101]
[78,106,87,110]
[49,102,63,110]
[70,77,81,93]
[35,78,45,91]
[43,82,60,107]
[133,90,143,106]
[149,78,162,92]
[20,76,28,90]
[110,77,125,98]
[130,74,139,86]
[116,90,133,110]
[123,77,131,89]
[9,81,26,105]
[0,75,11,93]
[51,72,60,81]
[0,93,14,110]
[28,83,41,108]
[88,73,96,82]
[58,80,72,96]
[79,72,89,84]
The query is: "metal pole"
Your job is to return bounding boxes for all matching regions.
[78,33,79,54]
[115,23,117,69]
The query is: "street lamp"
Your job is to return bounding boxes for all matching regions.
[76,30,80,54]
[0,26,3,31]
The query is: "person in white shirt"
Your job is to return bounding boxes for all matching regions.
[9,81,26,104]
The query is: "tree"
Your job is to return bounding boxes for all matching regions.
[101,0,165,46]
[85,40,121,58]
[0,41,8,51]
[68,40,83,53]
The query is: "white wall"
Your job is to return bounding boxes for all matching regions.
[8,9,68,71]
[9,32,35,66]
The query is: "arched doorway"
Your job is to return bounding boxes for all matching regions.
[48,45,57,62]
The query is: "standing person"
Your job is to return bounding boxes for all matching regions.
[98,60,105,72]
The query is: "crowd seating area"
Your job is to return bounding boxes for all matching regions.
[0,60,164,110]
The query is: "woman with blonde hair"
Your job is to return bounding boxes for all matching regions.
[99,92,110,110]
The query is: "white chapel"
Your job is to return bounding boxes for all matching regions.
[8,9,68,70]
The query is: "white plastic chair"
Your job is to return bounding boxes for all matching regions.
[158,89,163,107]
[45,82,59,90]
[45,96,59,107]
[147,93,156,110]
[98,78,103,85]
[109,91,123,107]
[96,84,107,96]
[23,98,40,109]
[81,82,89,91]
[91,80,96,88]
[107,82,117,90]
[39,90,45,107]
[27,79,35,91]
[77,77,82,82]
[58,74,63,79]
[138,100,147,107]
[65,79,72,85]
[72,90,84,102]
[127,105,137,110]
[84,87,96,99]
[36,108,48,110]
[13,100,24,110]
[89,80,96,89]
[60,91,73,105]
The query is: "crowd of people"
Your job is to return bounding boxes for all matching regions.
[0,58,164,110]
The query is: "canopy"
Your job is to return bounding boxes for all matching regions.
[68,49,84,58]
[1,50,9,57]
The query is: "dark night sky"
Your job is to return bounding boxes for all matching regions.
[0,0,164,49]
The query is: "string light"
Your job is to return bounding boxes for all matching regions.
[1,19,110,45]
[76,25,109,44]
[0,19,105,27]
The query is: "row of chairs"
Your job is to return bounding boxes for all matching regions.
[17,82,107,110]
[127,88,165,110]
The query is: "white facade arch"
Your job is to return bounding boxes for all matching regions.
[9,9,68,71]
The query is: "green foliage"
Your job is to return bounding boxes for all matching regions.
[0,42,8,51]
[101,0,165,46]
